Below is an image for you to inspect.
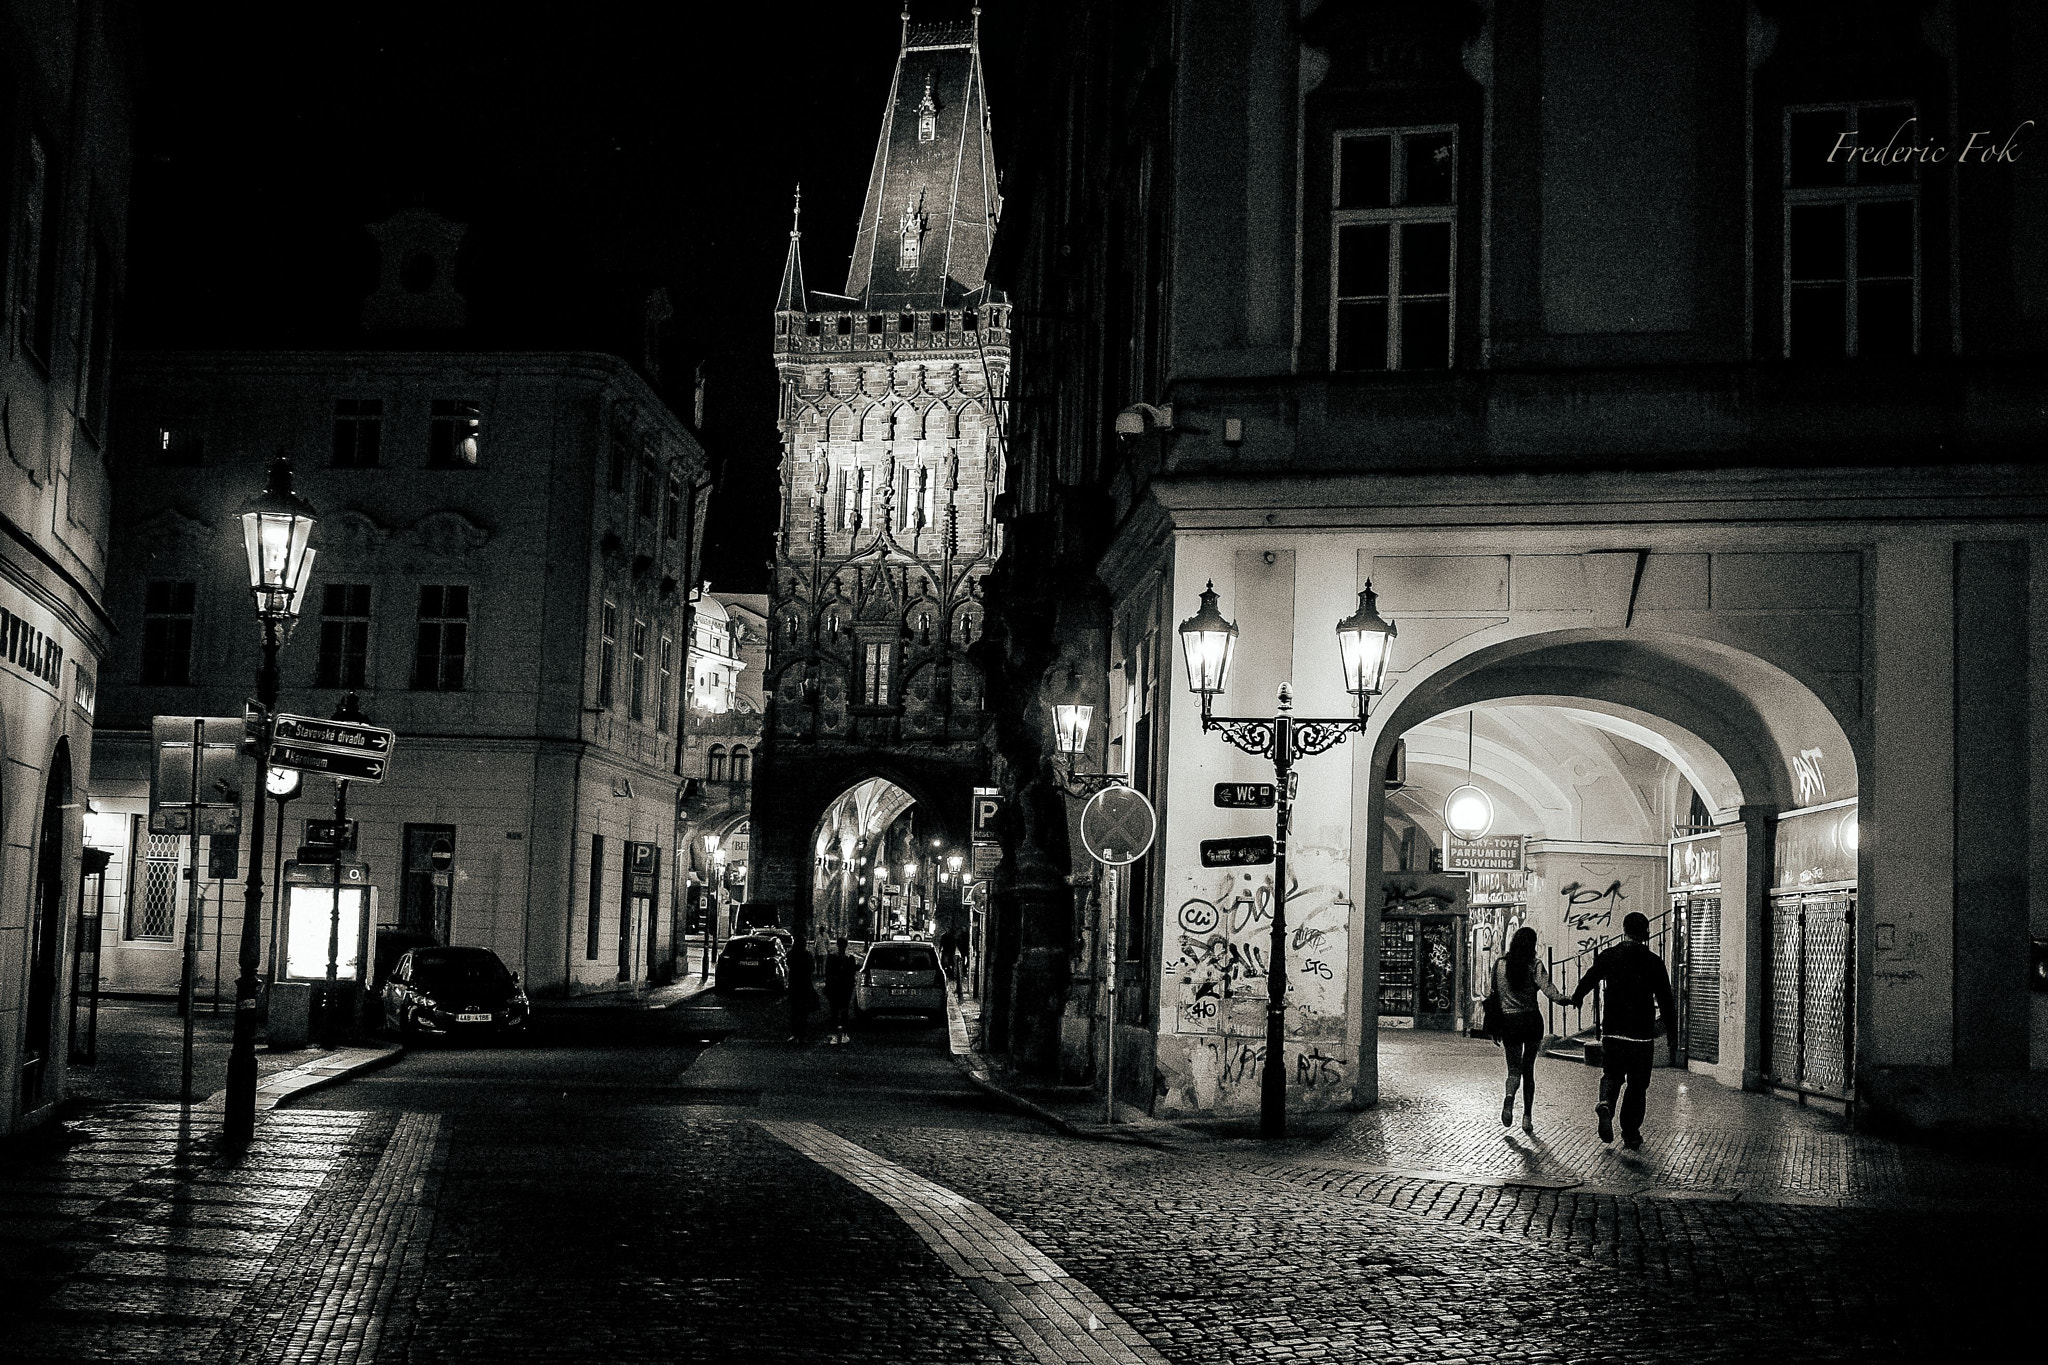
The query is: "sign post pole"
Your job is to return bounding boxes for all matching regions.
[180,718,202,1105]
[1101,862,1117,1125]
[1077,785,1157,1128]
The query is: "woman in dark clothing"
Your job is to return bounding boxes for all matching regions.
[787,937,818,1043]
[1493,926,1571,1131]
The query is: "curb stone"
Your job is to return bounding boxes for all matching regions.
[197,1041,405,1112]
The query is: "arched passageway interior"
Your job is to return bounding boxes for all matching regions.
[1371,631,1860,1098]
[808,778,971,946]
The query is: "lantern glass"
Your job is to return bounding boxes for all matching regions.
[703,834,721,855]
[238,458,320,620]
[1334,583,1397,699]
[947,853,964,873]
[1052,704,1093,756]
[1443,784,1495,841]
[1176,581,1239,696]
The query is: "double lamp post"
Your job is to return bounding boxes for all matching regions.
[1174,580,1397,1139]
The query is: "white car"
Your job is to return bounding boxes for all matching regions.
[854,940,947,1022]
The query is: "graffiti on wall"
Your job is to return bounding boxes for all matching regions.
[1167,862,1348,1036]
[1560,878,1626,955]
[1154,1035,1354,1114]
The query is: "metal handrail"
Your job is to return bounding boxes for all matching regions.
[1541,904,1677,1040]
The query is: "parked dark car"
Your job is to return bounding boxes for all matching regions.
[382,946,529,1041]
[715,934,790,993]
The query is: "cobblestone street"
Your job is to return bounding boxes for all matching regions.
[3,996,2039,1364]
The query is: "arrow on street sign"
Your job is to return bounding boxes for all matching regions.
[269,742,389,783]
[273,713,398,755]
[1213,782,1277,809]
[1200,835,1275,868]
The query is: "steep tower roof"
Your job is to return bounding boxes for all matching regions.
[775,186,808,313]
[844,8,1000,309]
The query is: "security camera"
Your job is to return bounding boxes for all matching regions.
[1113,402,1174,437]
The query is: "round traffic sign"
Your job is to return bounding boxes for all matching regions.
[1080,786,1157,866]
[431,839,453,869]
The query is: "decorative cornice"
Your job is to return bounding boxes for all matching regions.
[411,510,492,557]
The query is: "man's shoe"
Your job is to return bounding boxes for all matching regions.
[1622,1133,1643,1150]
[1595,1102,1614,1144]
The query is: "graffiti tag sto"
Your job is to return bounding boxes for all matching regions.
[1171,862,1349,1033]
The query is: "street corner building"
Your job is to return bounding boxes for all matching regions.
[87,350,712,1005]
[979,0,2048,1136]
[751,9,1009,944]
[0,0,133,1133]
[678,587,768,936]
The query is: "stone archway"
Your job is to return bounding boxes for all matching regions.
[1353,629,1862,1108]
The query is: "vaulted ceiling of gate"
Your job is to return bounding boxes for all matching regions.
[1392,703,1701,849]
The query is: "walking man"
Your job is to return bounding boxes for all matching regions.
[824,937,858,1044]
[786,936,818,1044]
[1569,911,1678,1150]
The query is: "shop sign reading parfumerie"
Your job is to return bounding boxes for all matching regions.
[1443,833,1524,872]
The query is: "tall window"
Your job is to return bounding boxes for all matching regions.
[17,133,62,365]
[77,238,116,437]
[629,619,648,721]
[140,581,196,685]
[1783,102,1918,360]
[731,745,752,783]
[637,456,659,519]
[333,399,383,468]
[1330,127,1456,371]
[429,399,482,467]
[411,585,469,690]
[608,424,630,492]
[862,641,892,706]
[599,602,617,708]
[656,633,674,733]
[586,833,605,960]
[317,584,372,688]
[708,745,728,781]
[664,478,682,541]
[132,828,181,941]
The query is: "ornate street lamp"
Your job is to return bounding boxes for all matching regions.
[1046,700,1124,799]
[226,457,318,1146]
[1176,578,1395,1140]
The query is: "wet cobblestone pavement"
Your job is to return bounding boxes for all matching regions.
[1,997,2038,1363]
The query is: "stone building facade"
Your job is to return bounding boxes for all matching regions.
[90,351,710,1000]
[0,0,134,1133]
[987,0,2048,1134]
[679,589,766,936]
[752,11,1010,943]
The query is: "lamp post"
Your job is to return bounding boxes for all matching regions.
[227,456,320,1146]
[1177,579,1395,1139]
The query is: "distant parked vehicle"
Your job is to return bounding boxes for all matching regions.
[854,940,946,1023]
[382,946,529,1042]
[715,934,790,994]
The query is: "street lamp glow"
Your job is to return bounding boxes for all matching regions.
[1443,785,1495,841]
[947,852,964,873]
[1334,581,1398,703]
[239,457,320,626]
[1052,703,1093,757]
[1176,581,1238,698]
[903,860,917,879]
[703,833,721,856]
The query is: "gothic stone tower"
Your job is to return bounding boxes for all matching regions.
[753,9,1010,937]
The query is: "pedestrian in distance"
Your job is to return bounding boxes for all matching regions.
[786,936,818,1044]
[1569,910,1680,1150]
[1491,926,1572,1131]
[940,930,964,1001]
[824,937,858,1044]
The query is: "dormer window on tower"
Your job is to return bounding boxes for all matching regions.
[899,191,929,271]
[917,74,938,144]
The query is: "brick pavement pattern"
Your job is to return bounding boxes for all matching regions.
[764,1120,1169,1365]
[857,1121,2034,1363]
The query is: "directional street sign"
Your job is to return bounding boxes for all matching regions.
[269,741,390,783]
[273,713,397,756]
[1213,782,1277,809]
[1200,835,1275,868]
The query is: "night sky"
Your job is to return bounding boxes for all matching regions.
[122,2,1017,593]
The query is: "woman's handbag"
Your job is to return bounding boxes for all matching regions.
[1479,958,1506,1039]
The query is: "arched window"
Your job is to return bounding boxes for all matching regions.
[708,745,728,782]
[731,745,752,783]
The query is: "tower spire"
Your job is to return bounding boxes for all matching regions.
[901,3,911,50]
[776,183,807,313]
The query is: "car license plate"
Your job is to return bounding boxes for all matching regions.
[891,987,914,995]
[457,1013,492,1023]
